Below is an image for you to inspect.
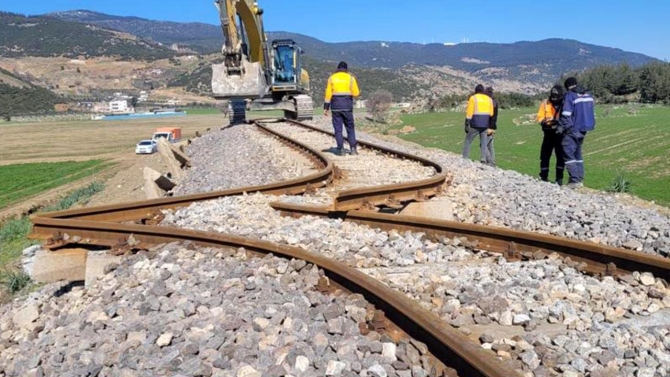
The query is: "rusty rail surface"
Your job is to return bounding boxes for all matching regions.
[34,119,446,222]
[34,122,333,223]
[270,202,670,281]
[30,217,521,377]
[277,119,449,211]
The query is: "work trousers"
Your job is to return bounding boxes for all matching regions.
[540,130,565,183]
[486,135,495,165]
[462,127,489,163]
[562,131,586,184]
[332,110,356,150]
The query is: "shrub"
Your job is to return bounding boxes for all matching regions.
[0,217,32,244]
[366,90,394,123]
[607,171,632,193]
[0,268,30,294]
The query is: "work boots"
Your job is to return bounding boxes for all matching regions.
[334,148,344,156]
[350,146,358,155]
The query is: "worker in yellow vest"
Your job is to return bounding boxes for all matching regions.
[324,61,361,156]
[462,84,495,163]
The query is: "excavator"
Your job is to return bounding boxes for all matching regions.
[212,0,313,123]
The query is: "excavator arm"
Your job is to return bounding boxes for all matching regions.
[212,0,269,98]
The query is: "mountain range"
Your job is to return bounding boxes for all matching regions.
[0,9,661,107]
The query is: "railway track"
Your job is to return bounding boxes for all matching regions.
[28,118,670,377]
[270,202,670,281]
[260,118,448,211]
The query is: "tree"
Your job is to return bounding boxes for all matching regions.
[638,62,670,104]
[609,63,638,96]
[366,90,393,122]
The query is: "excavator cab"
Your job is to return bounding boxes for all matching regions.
[270,39,310,102]
[272,42,295,85]
[271,40,300,91]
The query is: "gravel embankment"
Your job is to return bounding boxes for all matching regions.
[263,121,436,192]
[162,193,670,377]
[2,245,436,376]
[174,125,315,196]
[304,117,670,258]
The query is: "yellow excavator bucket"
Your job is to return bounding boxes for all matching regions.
[211,57,268,99]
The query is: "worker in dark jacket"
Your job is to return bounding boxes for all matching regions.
[324,61,361,156]
[536,84,566,185]
[557,77,596,189]
[462,84,495,163]
[483,86,498,166]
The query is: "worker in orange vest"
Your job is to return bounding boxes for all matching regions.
[536,85,565,185]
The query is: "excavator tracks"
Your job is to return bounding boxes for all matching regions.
[290,94,314,120]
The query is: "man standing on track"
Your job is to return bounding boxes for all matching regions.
[462,84,495,163]
[324,61,361,156]
[557,77,596,189]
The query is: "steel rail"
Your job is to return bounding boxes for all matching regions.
[34,122,334,223]
[270,202,670,280]
[34,118,447,222]
[30,217,521,377]
[277,119,449,211]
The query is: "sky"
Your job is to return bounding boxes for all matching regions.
[3,0,669,60]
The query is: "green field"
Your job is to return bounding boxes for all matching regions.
[183,107,222,115]
[397,105,670,206]
[0,160,109,209]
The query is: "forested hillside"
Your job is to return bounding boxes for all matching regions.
[0,74,63,120]
[0,12,176,60]
[572,62,670,104]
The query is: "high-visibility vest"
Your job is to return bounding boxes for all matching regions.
[324,71,360,101]
[324,71,360,111]
[465,93,494,129]
[536,100,558,123]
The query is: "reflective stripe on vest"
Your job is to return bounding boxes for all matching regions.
[574,97,594,104]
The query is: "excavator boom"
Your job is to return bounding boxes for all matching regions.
[212,0,268,99]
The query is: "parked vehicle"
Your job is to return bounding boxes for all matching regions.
[135,139,157,154]
[152,127,182,143]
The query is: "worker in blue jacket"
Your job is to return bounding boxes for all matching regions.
[557,77,596,189]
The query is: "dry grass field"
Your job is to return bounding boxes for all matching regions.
[0,114,222,165]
